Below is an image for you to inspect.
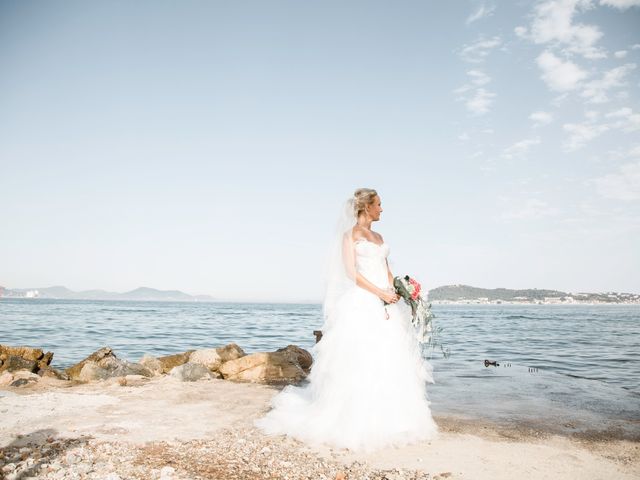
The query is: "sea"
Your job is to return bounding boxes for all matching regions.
[1,299,639,439]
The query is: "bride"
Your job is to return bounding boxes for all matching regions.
[254,188,438,452]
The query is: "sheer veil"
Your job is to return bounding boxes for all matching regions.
[322,198,357,332]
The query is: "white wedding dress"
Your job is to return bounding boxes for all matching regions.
[254,239,438,452]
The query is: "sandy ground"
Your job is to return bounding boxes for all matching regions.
[1,376,638,480]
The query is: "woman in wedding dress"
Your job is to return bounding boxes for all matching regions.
[255,188,438,452]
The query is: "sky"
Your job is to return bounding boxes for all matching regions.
[1,0,639,302]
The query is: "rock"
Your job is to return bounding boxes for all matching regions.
[78,362,111,382]
[189,349,222,371]
[9,378,36,387]
[0,345,50,362]
[190,343,246,373]
[139,354,163,375]
[219,352,306,384]
[37,351,54,370]
[37,366,70,381]
[0,372,14,386]
[157,351,193,374]
[65,347,115,379]
[169,362,212,382]
[66,347,152,381]
[13,370,40,380]
[276,345,313,372]
[217,343,246,362]
[0,356,38,374]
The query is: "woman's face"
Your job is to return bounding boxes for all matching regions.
[367,195,383,221]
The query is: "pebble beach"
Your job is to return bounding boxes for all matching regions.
[1,374,639,480]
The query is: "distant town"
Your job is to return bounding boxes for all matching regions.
[428,285,640,305]
[1,284,639,304]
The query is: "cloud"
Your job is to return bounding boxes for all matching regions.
[529,111,554,126]
[605,107,640,131]
[633,44,640,50]
[466,88,496,115]
[600,0,640,9]
[458,132,470,141]
[501,198,560,219]
[459,36,502,63]
[537,50,588,91]
[581,63,636,103]
[518,0,606,59]
[467,69,491,86]
[592,161,640,201]
[562,108,640,151]
[466,3,496,25]
[614,50,628,58]
[562,121,609,150]
[502,137,542,159]
[454,70,496,115]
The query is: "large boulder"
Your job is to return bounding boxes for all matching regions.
[0,356,38,374]
[0,345,53,374]
[189,343,246,372]
[0,345,49,362]
[217,343,246,362]
[219,351,307,384]
[156,351,194,374]
[276,345,313,373]
[169,362,213,382]
[66,347,152,381]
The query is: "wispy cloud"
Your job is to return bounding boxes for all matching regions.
[600,0,640,9]
[581,63,636,103]
[592,161,640,201]
[502,137,541,159]
[529,111,554,126]
[467,69,491,86]
[459,36,502,63]
[466,3,496,25]
[536,50,588,91]
[614,50,628,58]
[605,107,640,131]
[562,121,609,151]
[466,88,496,115]
[455,70,496,115]
[562,107,640,151]
[516,0,607,59]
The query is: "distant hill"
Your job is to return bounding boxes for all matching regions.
[1,286,215,302]
[428,284,640,304]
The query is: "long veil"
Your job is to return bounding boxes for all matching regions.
[321,198,357,332]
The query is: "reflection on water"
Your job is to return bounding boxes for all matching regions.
[1,299,638,436]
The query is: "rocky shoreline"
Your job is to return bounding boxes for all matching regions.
[0,342,313,388]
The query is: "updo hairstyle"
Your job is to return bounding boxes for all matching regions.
[353,188,378,218]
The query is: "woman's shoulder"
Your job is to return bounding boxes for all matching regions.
[351,226,384,244]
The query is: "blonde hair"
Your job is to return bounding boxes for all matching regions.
[353,188,378,218]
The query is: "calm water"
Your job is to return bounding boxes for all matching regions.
[1,299,639,438]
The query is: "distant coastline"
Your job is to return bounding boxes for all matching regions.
[1,284,639,305]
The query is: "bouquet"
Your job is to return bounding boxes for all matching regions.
[386,275,449,358]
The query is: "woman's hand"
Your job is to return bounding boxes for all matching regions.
[379,288,400,304]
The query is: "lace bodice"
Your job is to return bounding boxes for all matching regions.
[354,239,391,289]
